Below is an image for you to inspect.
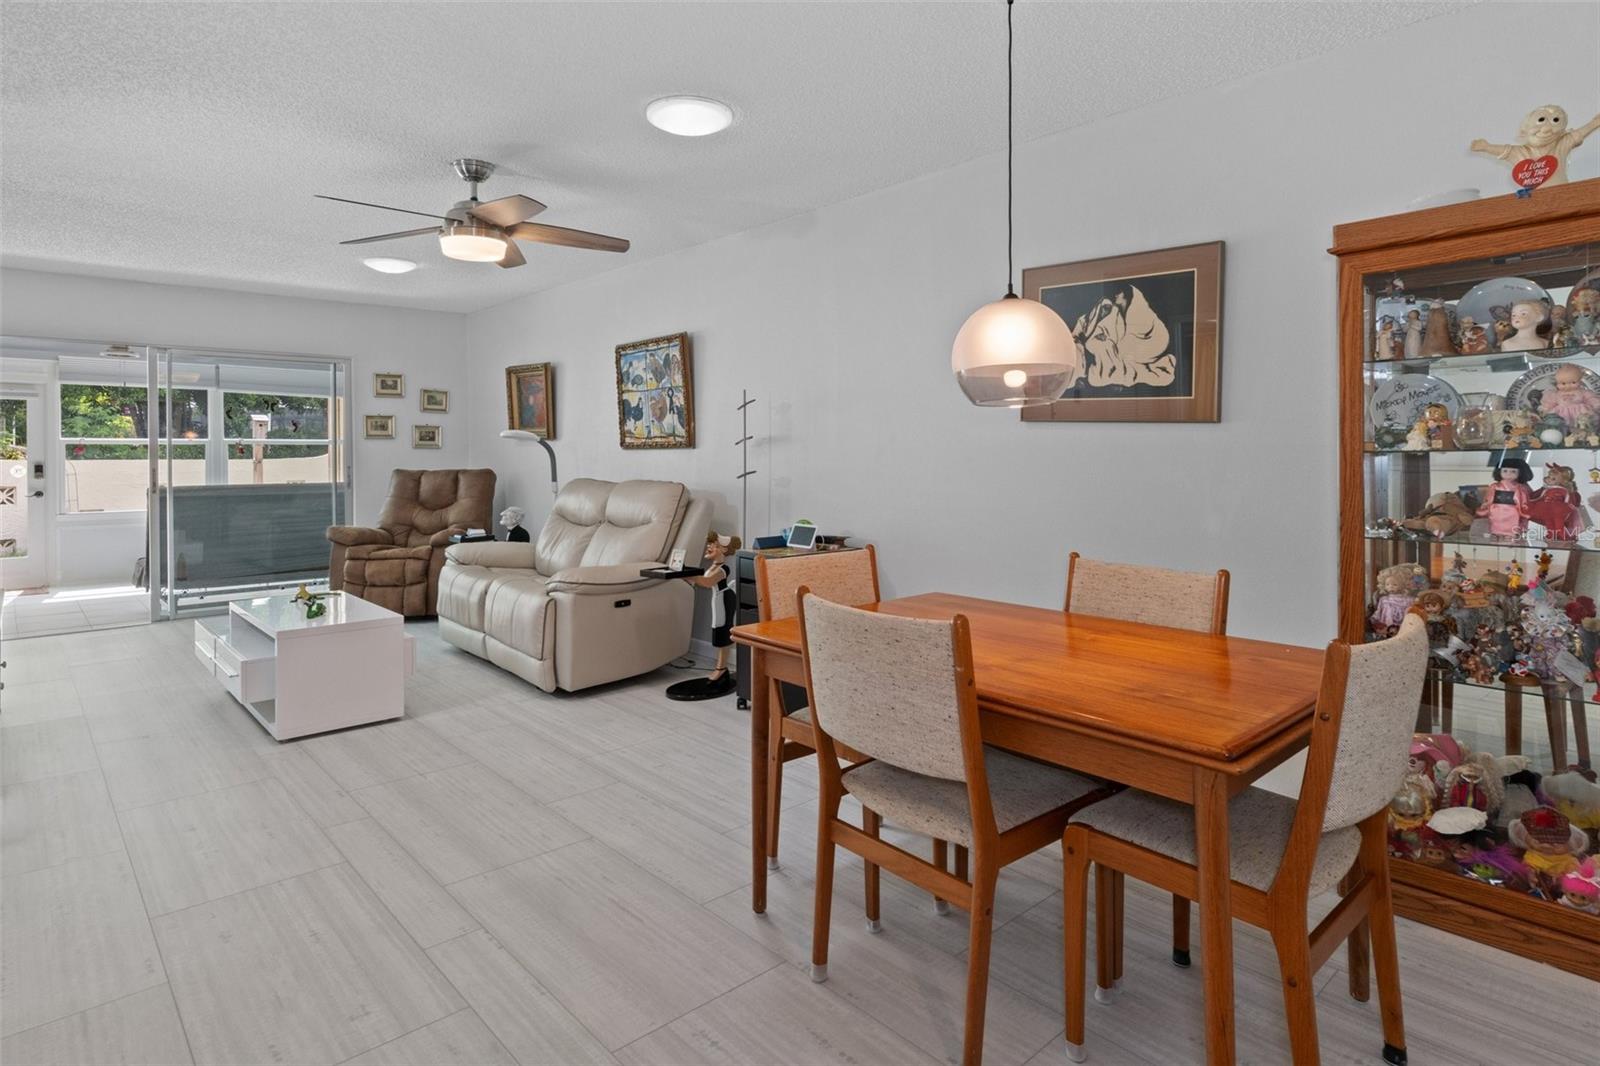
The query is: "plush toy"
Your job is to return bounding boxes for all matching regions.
[1400,492,1476,538]
[1527,463,1590,541]
[1558,858,1600,914]
[1509,806,1589,883]
[1478,458,1534,536]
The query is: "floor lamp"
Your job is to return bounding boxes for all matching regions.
[499,430,559,496]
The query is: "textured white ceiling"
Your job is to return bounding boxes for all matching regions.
[2,1,1464,313]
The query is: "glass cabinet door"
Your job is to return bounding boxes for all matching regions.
[1361,240,1599,913]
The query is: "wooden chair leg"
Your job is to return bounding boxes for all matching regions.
[765,706,785,869]
[960,866,1000,1066]
[1110,870,1125,982]
[1062,828,1091,1063]
[1269,912,1321,1066]
[1171,894,1192,968]
[1542,683,1571,771]
[863,807,882,931]
[1093,864,1117,1000]
[932,839,951,914]
[1340,870,1371,1003]
[1504,680,1522,755]
[1569,685,1591,769]
[810,799,838,982]
[1362,819,1408,1065]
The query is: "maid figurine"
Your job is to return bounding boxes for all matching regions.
[1477,458,1534,538]
[666,531,742,700]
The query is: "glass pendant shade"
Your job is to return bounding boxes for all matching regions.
[951,294,1077,407]
[438,224,509,262]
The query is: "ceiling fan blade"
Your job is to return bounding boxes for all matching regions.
[497,241,526,269]
[315,194,448,221]
[338,226,440,245]
[470,194,547,228]
[508,222,630,253]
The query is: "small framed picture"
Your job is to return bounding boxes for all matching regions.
[374,373,405,398]
[419,388,449,413]
[412,424,441,449]
[668,548,687,571]
[363,414,396,439]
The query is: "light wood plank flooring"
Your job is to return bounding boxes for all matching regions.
[0,617,1592,1065]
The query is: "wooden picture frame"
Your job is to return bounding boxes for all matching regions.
[615,333,694,449]
[363,414,395,439]
[374,373,404,398]
[505,363,554,440]
[412,424,441,449]
[419,388,449,413]
[1021,241,1223,423]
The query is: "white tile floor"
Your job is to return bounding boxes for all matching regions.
[2,585,150,638]
[0,618,1594,1065]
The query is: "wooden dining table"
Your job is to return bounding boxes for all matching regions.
[732,592,1327,1066]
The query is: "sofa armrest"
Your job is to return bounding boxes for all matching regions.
[444,541,539,569]
[545,562,672,595]
[428,525,468,548]
[327,525,392,547]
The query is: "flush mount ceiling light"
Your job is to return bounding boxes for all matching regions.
[362,257,418,274]
[646,95,734,137]
[951,0,1076,408]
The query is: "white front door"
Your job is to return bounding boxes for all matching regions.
[0,389,49,591]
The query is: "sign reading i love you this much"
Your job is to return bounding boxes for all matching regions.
[1512,154,1558,191]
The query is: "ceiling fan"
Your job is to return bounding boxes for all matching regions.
[317,158,629,269]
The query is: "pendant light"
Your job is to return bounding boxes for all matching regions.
[952,0,1076,408]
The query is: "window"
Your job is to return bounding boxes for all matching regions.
[59,384,207,513]
[222,392,336,486]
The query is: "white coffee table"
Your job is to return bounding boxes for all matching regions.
[193,592,415,740]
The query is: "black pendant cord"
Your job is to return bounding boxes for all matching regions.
[1005,0,1016,298]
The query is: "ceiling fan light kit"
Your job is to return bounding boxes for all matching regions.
[320,157,630,270]
[951,0,1076,409]
[645,95,734,136]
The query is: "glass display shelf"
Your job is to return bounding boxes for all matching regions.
[1362,530,1600,553]
[1364,443,1600,454]
[1363,343,1600,373]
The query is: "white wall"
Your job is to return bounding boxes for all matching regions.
[0,270,470,584]
[466,1,1600,652]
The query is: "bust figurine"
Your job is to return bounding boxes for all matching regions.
[499,506,531,542]
[1499,300,1551,352]
[1471,105,1600,187]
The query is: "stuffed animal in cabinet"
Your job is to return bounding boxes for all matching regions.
[1509,806,1589,884]
[1399,491,1476,537]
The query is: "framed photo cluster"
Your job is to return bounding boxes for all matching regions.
[366,372,451,448]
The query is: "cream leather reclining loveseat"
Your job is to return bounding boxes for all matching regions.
[437,478,711,693]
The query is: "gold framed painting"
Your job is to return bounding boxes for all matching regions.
[363,414,395,439]
[1021,241,1223,423]
[412,424,441,449]
[615,333,693,449]
[374,372,404,398]
[505,363,554,439]
[419,388,449,413]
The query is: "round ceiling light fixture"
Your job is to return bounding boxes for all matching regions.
[438,222,509,263]
[645,95,734,137]
[362,257,419,274]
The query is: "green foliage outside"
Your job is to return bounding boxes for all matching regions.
[59,387,330,460]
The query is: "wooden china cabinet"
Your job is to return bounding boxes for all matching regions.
[1335,178,1600,982]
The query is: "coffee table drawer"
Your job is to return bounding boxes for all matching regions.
[214,634,276,703]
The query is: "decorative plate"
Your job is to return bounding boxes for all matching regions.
[1367,372,1463,432]
[1505,361,1600,411]
[1455,276,1551,339]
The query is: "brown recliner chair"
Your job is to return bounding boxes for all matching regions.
[327,468,496,617]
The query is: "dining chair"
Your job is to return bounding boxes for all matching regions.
[798,589,1113,1066]
[1064,550,1230,967]
[1060,614,1428,1066]
[754,546,880,870]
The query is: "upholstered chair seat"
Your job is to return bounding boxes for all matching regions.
[328,468,496,617]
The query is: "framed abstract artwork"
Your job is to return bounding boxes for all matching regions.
[505,363,554,439]
[374,372,404,398]
[1020,241,1224,423]
[615,332,694,449]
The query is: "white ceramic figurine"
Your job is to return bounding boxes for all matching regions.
[1471,104,1600,187]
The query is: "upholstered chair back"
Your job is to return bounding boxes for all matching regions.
[758,547,879,622]
[1065,552,1228,634]
[1320,614,1429,832]
[533,478,690,575]
[799,593,968,781]
[376,469,496,547]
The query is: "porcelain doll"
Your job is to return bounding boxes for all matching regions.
[1471,104,1600,187]
[1539,363,1600,426]
[1457,315,1491,354]
[1499,300,1552,352]
[1419,304,1458,357]
[1375,316,1399,361]
[1402,308,1424,359]
[1527,462,1589,540]
[1476,458,1533,537]
[1369,563,1423,638]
